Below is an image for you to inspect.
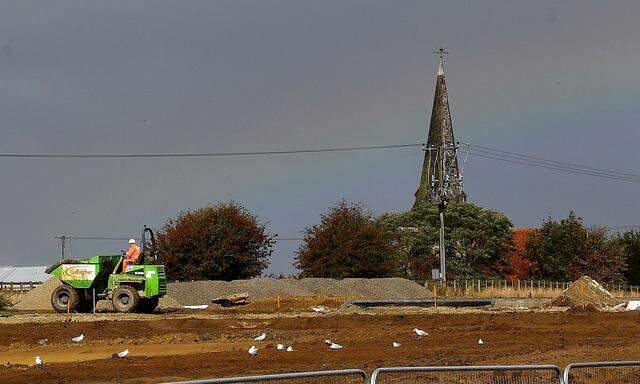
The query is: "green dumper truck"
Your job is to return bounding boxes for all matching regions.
[45,227,166,313]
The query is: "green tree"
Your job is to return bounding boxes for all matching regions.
[566,228,627,284]
[157,202,273,281]
[378,202,513,279]
[616,230,640,285]
[295,201,398,278]
[524,212,586,281]
[525,212,627,283]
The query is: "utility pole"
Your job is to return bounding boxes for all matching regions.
[438,199,446,281]
[55,235,66,259]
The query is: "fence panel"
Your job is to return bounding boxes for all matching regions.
[371,365,562,384]
[564,361,640,384]
[163,369,368,384]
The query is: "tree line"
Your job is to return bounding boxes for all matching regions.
[156,201,640,285]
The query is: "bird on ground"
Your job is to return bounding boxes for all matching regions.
[35,356,43,366]
[71,334,84,342]
[116,349,129,358]
[478,339,484,345]
[248,345,259,356]
[414,328,429,337]
[392,342,401,348]
[286,346,294,352]
[37,338,48,345]
[310,306,326,313]
[253,333,266,341]
[329,342,343,349]
[276,344,285,350]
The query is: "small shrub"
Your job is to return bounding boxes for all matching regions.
[0,294,11,311]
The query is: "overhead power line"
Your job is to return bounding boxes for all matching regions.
[0,143,422,158]
[2,138,639,184]
[466,143,640,179]
[461,143,640,183]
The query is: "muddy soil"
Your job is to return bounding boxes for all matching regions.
[1,310,639,383]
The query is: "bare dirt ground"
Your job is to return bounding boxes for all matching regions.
[1,300,639,384]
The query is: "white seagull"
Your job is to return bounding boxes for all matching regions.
[286,346,294,352]
[414,328,429,337]
[478,338,484,345]
[392,342,401,348]
[310,306,326,313]
[276,344,285,350]
[116,349,129,358]
[253,333,266,341]
[35,356,43,366]
[248,345,259,356]
[329,342,343,349]
[71,334,84,342]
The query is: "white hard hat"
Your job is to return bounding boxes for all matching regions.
[128,238,136,244]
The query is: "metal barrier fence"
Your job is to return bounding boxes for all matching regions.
[563,361,640,384]
[163,369,368,384]
[370,365,563,384]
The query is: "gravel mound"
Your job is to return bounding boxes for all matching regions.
[14,277,434,309]
[167,277,433,305]
[13,277,61,311]
[551,276,622,311]
[158,295,182,310]
[167,278,309,306]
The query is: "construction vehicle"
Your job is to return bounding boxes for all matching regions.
[45,226,166,313]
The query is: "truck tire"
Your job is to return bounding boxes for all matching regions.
[51,285,80,313]
[137,297,159,313]
[112,285,140,313]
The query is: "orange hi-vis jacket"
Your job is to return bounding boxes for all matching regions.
[123,244,141,272]
[126,244,141,261]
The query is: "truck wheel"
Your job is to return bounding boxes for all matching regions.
[137,298,159,313]
[51,285,80,313]
[112,286,140,313]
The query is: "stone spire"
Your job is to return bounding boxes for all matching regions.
[413,48,466,208]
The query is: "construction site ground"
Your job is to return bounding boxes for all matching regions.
[1,298,639,384]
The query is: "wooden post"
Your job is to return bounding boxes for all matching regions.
[434,286,437,307]
[66,301,71,322]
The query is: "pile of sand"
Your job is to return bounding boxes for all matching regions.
[550,276,622,311]
[12,277,61,311]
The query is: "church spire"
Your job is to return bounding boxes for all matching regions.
[413,47,465,208]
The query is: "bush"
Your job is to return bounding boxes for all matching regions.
[378,202,513,279]
[0,294,11,311]
[296,201,399,278]
[617,231,640,285]
[525,212,627,284]
[157,202,274,281]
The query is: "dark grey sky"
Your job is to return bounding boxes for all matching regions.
[1,1,639,273]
